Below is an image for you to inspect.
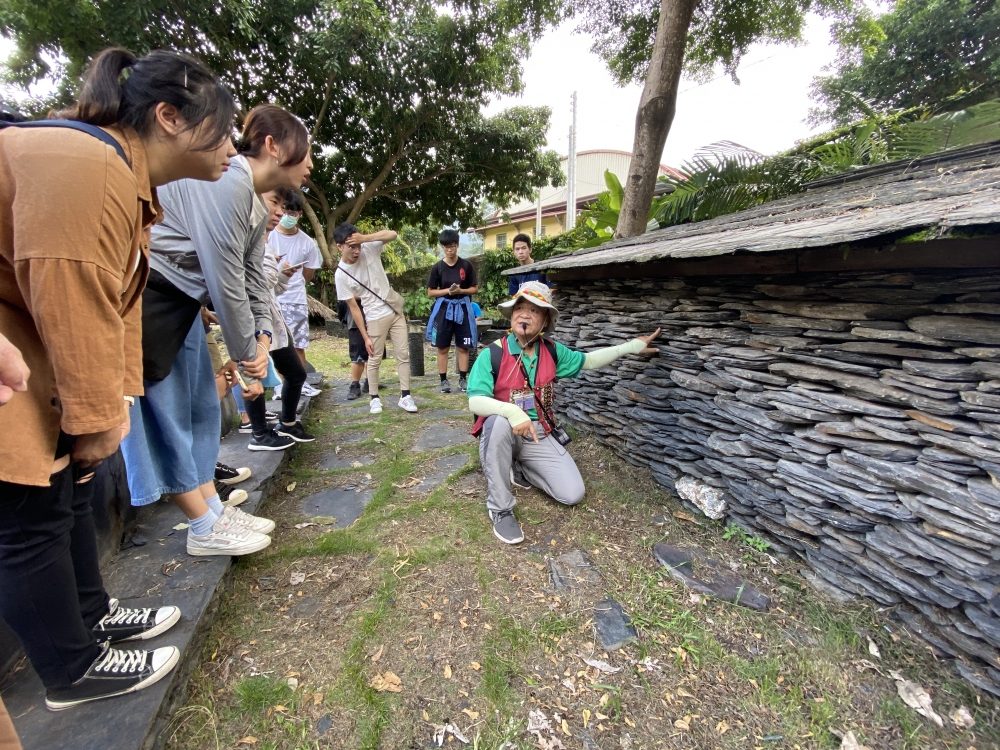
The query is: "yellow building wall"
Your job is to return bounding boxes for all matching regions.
[481,215,564,251]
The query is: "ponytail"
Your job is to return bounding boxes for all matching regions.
[59,47,236,152]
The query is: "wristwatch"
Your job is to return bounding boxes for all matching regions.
[255,330,273,342]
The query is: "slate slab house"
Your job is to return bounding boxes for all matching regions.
[508,142,1000,696]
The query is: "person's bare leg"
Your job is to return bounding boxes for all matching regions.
[457,347,469,373]
[170,489,211,520]
[437,347,451,376]
[296,348,307,368]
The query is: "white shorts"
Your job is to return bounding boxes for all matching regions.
[280,303,310,349]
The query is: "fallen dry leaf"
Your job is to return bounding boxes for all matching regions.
[286,482,296,492]
[459,617,469,629]
[313,693,323,706]
[237,738,258,746]
[561,718,571,736]
[461,708,479,720]
[582,658,621,674]
[623,716,636,728]
[444,664,452,679]
[840,730,872,750]
[290,571,306,586]
[423,709,430,721]
[673,717,691,732]
[867,638,881,659]
[371,646,384,662]
[469,661,481,671]
[673,510,698,523]
[583,709,591,728]
[172,523,190,531]
[894,678,943,727]
[432,611,442,621]
[716,719,730,735]
[369,671,402,693]
[949,705,975,730]
[676,687,694,699]
[293,522,317,530]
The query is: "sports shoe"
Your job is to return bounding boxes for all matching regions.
[348,381,361,400]
[370,397,383,414]
[458,377,468,393]
[223,505,275,535]
[510,463,533,490]
[302,383,322,397]
[93,599,181,644]
[438,379,452,394]
[248,430,295,451]
[277,422,316,443]
[223,489,249,507]
[399,395,418,413]
[238,421,253,434]
[265,410,280,424]
[45,642,180,711]
[215,463,251,485]
[361,378,369,394]
[186,514,271,557]
[490,510,524,545]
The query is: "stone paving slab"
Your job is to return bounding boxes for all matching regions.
[299,488,374,529]
[413,424,475,452]
[2,388,319,750]
[336,431,371,445]
[414,454,470,491]
[318,453,376,471]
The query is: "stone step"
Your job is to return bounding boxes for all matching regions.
[1,386,318,750]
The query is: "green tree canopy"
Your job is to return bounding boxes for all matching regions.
[0,0,565,265]
[810,0,1000,126]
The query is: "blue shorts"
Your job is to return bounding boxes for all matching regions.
[121,317,221,506]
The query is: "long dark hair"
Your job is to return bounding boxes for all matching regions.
[59,47,236,151]
[237,104,310,166]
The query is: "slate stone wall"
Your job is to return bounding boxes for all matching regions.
[553,268,1000,696]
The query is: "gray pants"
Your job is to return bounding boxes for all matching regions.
[479,415,586,513]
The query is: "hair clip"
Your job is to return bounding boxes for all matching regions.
[183,66,188,89]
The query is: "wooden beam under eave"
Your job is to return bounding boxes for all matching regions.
[545,236,1000,282]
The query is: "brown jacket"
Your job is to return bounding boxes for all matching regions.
[0,125,157,486]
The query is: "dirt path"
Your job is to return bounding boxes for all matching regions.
[166,334,1000,750]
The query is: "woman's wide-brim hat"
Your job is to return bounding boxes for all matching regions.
[498,280,559,334]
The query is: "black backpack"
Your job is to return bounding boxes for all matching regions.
[0,119,130,166]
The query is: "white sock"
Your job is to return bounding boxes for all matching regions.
[205,493,225,516]
[189,508,220,537]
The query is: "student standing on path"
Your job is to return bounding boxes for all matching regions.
[0,47,233,711]
[334,222,418,415]
[426,228,479,393]
[341,299,370,400]
[507,233,549,295]
[123,104,313,556]
[271,190,323,392]
[240,187,314,451]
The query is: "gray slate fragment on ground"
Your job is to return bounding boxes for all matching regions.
[299,488,374,528]
[594,599,638,651]
[415,453,470,490]
[653,542,771,611]
[413,424,475,451]
[318,453,375,471]
[549,550,602,592]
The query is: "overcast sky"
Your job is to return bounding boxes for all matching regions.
[485,14,839,169]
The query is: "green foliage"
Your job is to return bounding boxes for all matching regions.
[810,0,1000,126]
[577,169,679,245]
[234,676,294,716]
[403,289,433,319]
[0,0,566,246]
[722,523,772,553]
[574,0,848,87]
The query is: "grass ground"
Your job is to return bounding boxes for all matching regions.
[165,330,1000,750]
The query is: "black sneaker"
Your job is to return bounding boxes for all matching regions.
[248,430,295,451]
[238,421,253,434]
[277,422,316,443]
[348,381,361,400]
[458,377,468,393]
[93,599,181,644]
[265,410,280,424]
[45,642,180,711]
[490,510,524,545]
[439,379,452,394]
[361,378,369,394]
[510,463,532,490]
[215,463,251,485]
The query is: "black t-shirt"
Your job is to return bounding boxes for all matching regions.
[428,258,477,299]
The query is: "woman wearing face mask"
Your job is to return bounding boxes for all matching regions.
[0,47,237,711]
[121,103,313,557]
[236,187,312,451]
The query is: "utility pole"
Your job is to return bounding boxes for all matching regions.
[535,190,543,238]
[565,91,577,231]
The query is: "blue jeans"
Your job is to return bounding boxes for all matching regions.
[121,317,221,506]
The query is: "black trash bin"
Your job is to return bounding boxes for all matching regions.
[408,325,425,377]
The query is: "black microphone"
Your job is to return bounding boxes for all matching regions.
[520,322,528,334]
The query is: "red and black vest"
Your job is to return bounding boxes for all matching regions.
[472,336,558,437]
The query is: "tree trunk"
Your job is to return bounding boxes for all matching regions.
[615,0,698,238]
[302,198,335,267]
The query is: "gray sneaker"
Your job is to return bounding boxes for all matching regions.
[490,510,524,545]
[439,379,452,394]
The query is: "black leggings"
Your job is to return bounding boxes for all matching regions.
[246,345,306,435]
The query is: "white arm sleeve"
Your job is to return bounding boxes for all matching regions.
[468,395,532,427]
[581,338,646,370]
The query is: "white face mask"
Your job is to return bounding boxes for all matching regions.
[279,214,299,229]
